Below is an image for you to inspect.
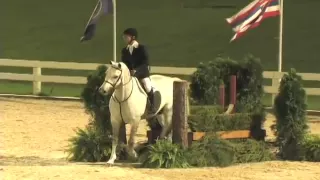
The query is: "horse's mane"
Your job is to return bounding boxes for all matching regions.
[119,62,131,78]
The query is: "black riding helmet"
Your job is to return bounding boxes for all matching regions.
[123,28,138,39]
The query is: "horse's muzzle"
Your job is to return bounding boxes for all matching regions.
[98,87,106,94]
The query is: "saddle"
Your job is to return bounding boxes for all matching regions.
[134,78,162,116]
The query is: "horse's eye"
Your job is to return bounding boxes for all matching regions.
[113,76,118,78]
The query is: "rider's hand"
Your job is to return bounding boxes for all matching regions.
[130,70,136,76]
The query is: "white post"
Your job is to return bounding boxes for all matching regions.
[33,67,41,95]
[278,0,284,72]
[186,86,190,116]
[112,0,117,62]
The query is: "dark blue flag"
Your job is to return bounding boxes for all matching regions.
[80,0,113,42]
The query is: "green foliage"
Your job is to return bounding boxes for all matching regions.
[187,135,235,167]
[186,136,274,167]
[302,134,320,162]
[188,107,252,132]
[236,55,264,113]
[140,136,275,168]
[233,139,275,163]
[66,126,112,162]
[274,69,308,160]
[190,55,264,115]
[81,65,111,133]
[190,62,221,104]
[190,105,224,114]
[139,140,190,168]
[190,58,239,105]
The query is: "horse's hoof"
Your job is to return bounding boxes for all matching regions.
[106,159,115,166]
[105,162,114,167]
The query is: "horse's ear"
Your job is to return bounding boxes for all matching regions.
[110,61,118,68]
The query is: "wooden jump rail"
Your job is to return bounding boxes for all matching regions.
[192,130,251,141]
[147,130,251,146]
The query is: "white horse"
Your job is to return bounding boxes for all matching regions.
[99,61,182,164]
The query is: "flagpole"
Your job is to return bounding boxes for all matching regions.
[278,0,284,72]
[112,0,117,62]
[85,2,100,30]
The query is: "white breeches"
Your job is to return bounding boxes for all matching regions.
[141,77,153,93]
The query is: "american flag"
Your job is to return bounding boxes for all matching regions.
[226,0,280,41]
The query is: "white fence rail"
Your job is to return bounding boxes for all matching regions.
[1,59,320,104]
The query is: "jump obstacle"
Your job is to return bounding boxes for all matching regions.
[147,75,254,147]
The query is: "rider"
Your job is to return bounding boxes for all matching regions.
[121,28,155,113]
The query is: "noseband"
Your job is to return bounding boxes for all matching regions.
[104,68,123,89]
[103,66,133,103]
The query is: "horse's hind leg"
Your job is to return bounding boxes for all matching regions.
[107,118,121,164]
[159,108,173,141]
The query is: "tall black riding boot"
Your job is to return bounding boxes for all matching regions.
[147,89,156,113]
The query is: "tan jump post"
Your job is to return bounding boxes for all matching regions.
[172,81,189,148]
[230,75,237,113]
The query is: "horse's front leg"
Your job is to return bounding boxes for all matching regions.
[127,122,139,159]
[107,119,121,164]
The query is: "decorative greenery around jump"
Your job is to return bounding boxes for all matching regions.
[302,134,320,162]
[188,107,252,132]
[190,54,264,112]
[139,140,191,168]
[274,69,320,161]
[139,135,275,168]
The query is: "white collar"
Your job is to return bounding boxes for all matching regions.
[127,40,139,49]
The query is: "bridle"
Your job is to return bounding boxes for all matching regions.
[103,66,133,103]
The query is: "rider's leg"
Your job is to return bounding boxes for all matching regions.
[141,77,155,112]
[159,108,173,140]
[141,77,152,93]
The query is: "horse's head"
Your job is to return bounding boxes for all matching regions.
[98,61,129,95]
